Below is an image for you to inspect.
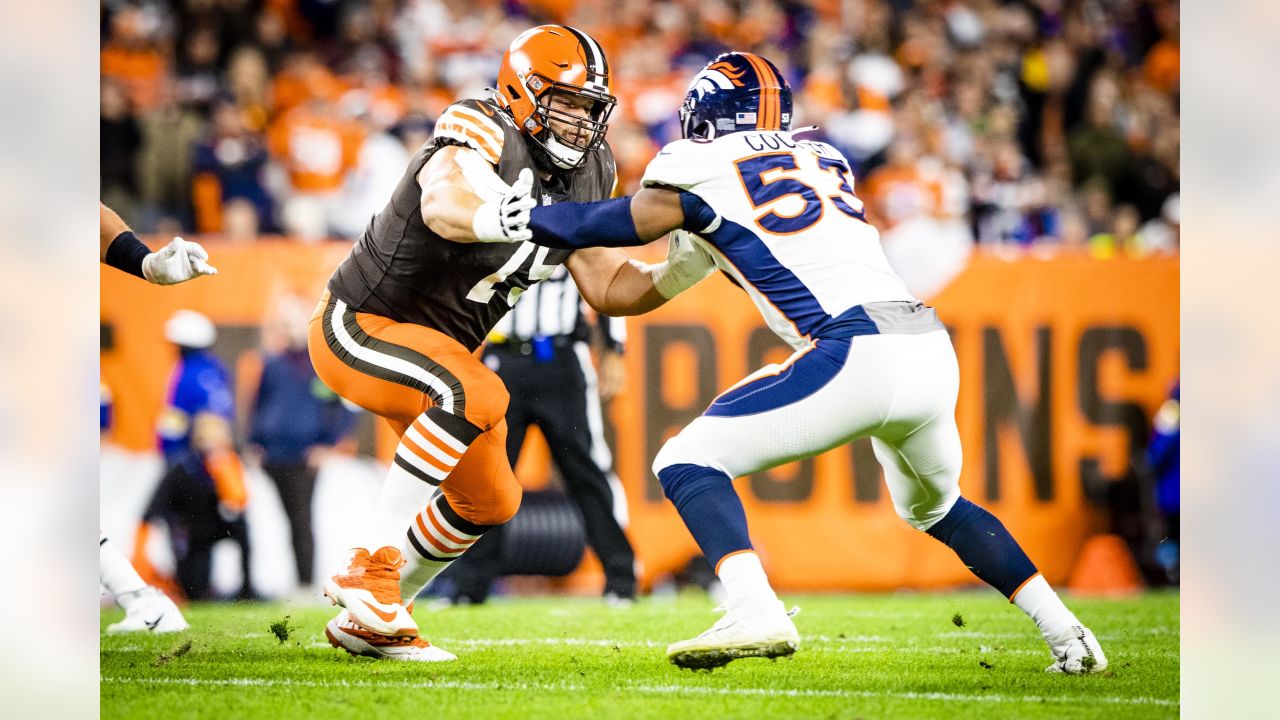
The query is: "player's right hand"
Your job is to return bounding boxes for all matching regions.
[472,168,536,243]
[142,237,219,285]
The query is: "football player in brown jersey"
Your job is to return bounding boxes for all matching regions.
[311,25,715,661]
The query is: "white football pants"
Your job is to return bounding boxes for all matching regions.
[653,329,962,530]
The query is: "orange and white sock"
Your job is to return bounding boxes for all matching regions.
[400,491,489,599]
[358,410,480,553]
[394,414,470,485]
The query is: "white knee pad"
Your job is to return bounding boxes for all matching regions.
[652,431,729,478]
[894,483,962,532]
[651,436,688,477]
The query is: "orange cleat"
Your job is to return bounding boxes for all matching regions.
[323,547,418,637]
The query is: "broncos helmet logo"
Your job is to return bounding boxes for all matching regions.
[686,63,746,104]
[681,52,792,139]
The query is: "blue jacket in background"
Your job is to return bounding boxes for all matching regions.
[249,348,356,464]
[158,348,234,465]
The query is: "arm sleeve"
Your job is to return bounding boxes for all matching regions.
[527,196,644,249]
[528,191,720,250]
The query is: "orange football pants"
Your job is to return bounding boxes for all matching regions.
[308,291,521,526]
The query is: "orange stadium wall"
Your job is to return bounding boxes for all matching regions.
[101,241,1178,591]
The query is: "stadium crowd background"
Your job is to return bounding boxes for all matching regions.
[99,0,1180,597]
[101,0,1179,258]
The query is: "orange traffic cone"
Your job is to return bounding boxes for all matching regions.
[1067,533,1144,596]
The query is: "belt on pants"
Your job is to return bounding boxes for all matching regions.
[486,335,580,357]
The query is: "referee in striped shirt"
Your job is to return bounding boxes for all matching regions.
[442,265,636,603]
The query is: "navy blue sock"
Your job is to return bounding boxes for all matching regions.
[926,497,1038,598]
[657,464,752,569]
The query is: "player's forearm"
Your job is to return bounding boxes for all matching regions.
[421,185,487,243]
[598,260,669,315]
[100,203,152,279]
[100,203,130,260]
[570,247,668,316]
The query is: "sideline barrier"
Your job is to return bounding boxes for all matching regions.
[102,241,1178,590]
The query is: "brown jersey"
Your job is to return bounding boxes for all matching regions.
[327,97,617,351]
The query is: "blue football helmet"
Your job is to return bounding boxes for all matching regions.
[679,52,793,140]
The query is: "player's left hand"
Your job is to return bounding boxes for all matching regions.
[142,237,219,285]
[653,230,716,298]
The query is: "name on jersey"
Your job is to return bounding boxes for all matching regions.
[742,133,797,152]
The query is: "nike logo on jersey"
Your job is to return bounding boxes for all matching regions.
[361,600,401,623]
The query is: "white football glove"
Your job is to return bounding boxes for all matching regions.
[472,168,536,243]
[142,237,218,285]
[651,230,716,299]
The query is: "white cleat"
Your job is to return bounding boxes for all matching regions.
[666,599,799,670]
[106,586,189,634]
[325,610,457,662]
[1045,624,1108,674]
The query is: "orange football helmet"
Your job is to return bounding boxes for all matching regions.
[496,25,616,170]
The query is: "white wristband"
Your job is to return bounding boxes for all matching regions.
[471,202,506,242]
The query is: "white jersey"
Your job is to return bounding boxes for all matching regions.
[642,130,914,349]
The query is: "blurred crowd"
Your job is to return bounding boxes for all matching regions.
[101,0,1179,258]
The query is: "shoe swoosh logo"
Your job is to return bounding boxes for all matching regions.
[361,600,400,623]
[144,616,163,630]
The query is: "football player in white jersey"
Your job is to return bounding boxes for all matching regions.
[508,52,1107,674]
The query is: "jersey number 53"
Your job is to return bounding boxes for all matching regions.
[734,151,866,235]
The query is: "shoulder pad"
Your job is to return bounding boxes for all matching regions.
[434,100,508,166]
[797,138,851,164]
[640,139,712,191]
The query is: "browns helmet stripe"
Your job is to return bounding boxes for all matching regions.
[562,25,608,84]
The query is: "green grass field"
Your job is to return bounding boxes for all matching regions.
[101,590,1178,719]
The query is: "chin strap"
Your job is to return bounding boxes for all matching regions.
[543,135,585,170]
